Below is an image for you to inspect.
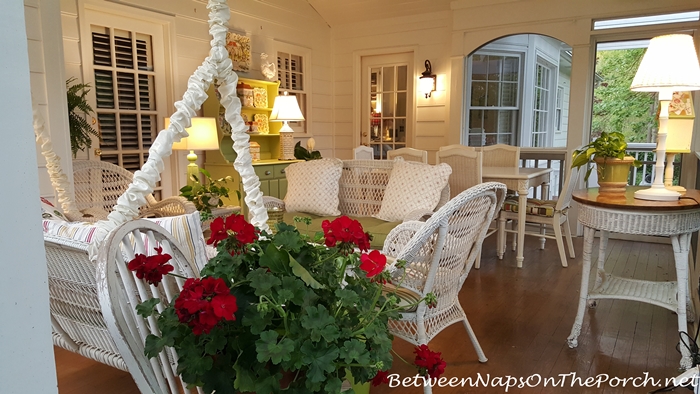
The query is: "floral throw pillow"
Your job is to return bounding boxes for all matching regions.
[283,158,343,216]
[375,160,452,222]
[40,197,67,221]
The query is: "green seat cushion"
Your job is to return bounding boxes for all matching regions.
[281,212,400,249]
[502,197,557,217]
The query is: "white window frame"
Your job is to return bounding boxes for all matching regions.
[275,41,312,136]
[464,50,524,146]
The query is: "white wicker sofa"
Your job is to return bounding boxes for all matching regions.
[265,159,450,249]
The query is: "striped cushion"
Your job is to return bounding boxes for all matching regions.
[502,197,556,217]
[43,212,208,269]
[382,282,422,312]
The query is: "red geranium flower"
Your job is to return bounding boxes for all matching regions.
[322,216,372,252]
[127,246,174,286]
[359,250,387,278]
[175,277,238,335]
[371,370,390,386]
[413,344,446,379]
[206,214,259,255]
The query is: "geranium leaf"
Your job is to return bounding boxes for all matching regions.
[233,362,257,392]
[259,244,291,275]
[256,330,295,365]
[136,298,160,318]
[247,268,281,296]
[281,276,306,304]
[273,230,306,253]
[288,253,324,289]
[204,329,227,355]
[335,288,360,306]
[301,305,339,342]
[144,334,168,358]
[300,340,339,383]
[324,376,343,394]
[340,339,370,365]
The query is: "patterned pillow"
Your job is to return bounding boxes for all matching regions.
[375,160,451,222]
[283,158,343,216]
[40,197,67,221]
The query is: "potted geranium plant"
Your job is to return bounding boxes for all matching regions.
[130,214,446,393]
[571,131,640,194]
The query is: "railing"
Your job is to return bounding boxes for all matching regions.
[626,143,682,186]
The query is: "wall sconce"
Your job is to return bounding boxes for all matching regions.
[419,60,436,98]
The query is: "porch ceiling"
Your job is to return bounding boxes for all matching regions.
[305,0,454,27]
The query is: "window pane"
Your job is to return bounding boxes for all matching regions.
[117,72,137,110]
[472,55,487,80]
[487,56,502,81]
[397,65,407,91]
[395,92,406,117]
[113,30,134,69]
[382,66,394,91]
[381,93,394,117]
[471,82,486,106]
[395,118,406,142]
[469,110,483,130]
[94,69,114,109]
[486,82,500,106]
[503,57,519,81]
[501,82,518,106]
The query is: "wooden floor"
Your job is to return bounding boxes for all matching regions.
[56,235,688,393]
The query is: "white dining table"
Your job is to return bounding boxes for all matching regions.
[482,166,553,268]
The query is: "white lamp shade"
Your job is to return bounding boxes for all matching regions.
[419,76,435,96]
[631,34,700,92]
[270,92,304,123]
[167,117,219,151]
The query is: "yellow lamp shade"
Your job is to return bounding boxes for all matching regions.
[166,117,219,151]
[270,92,304,124]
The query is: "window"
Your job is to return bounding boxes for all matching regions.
[555,86,563,131]
[531,60,552,147]
[464,34,571,148]
[277,51,307,133]
[82,8,171,196]
[467,53,521,146]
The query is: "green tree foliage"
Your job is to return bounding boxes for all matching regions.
[591,49,656,143]
[66,77,99,156]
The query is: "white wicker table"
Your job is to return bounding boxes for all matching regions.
[483,166,552,268]
[566,187,700,369]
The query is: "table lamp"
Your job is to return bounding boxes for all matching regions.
[168,117,219,186]
[630,34,700,201]
[270,91,304,160]
[664,91,695,192]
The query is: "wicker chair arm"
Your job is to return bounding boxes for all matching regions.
[139,196,196,218]
[382,220,425,258]
[403,209,434,222]
[263,196,285,211]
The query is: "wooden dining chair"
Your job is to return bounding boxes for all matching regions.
[387,147,428,163]
[497,166,579,267]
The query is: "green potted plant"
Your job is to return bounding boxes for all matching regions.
[571,131,640,194]
[66,77,99,157]
[179,168,237,221]
[130,215,446,393]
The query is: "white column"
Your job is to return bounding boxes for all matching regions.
[0,1,58,393]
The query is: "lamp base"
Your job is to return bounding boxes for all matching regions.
[279,131,296,160]
[634,185,680,201]
[666,185,687,193]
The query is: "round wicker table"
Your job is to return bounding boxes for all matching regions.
[566,187,700,369]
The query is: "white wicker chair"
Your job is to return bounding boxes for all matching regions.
[97,220,203,393]
[498,166,579,267]
[435,147,482,199]
[382,182,506,393]
[353,145,374,160]
[386,147,428,163]
[439,144,475,153]
[72,160,196,222]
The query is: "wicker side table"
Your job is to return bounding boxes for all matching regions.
[566,187,700,369]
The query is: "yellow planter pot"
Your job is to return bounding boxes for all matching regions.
[594,156,635,194]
